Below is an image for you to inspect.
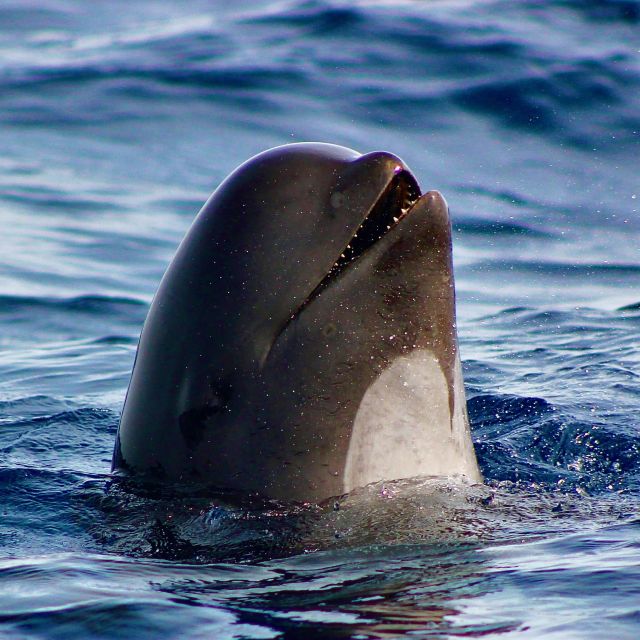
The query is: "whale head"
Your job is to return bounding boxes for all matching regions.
[113,143,481,501]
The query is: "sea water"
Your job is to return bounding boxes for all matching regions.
[1,1,639,638]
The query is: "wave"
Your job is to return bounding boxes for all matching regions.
[559,0,640,23]
[454,218,552,237]
[467,260,640,277]
[470,393,640,493]
[0,294,146,315]
[0,0,636,145]
[0,190,120,212]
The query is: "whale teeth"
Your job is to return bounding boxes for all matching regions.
[314,170,421,295]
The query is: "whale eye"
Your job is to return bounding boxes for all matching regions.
[322,322,337,337]
[179,406,217,449]
[179,384,231,449]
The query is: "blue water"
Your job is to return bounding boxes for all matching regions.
[1,0,639,637]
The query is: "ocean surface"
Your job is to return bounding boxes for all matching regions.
[1,0,639,637]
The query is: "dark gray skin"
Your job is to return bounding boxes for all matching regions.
[113,143,481,502]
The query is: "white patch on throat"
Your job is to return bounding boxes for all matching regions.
[343,349,481,493]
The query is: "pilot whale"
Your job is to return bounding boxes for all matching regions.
[112,143,482,502]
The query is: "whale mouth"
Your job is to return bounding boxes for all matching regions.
[265,170,422,362]
[320,170,421,289]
